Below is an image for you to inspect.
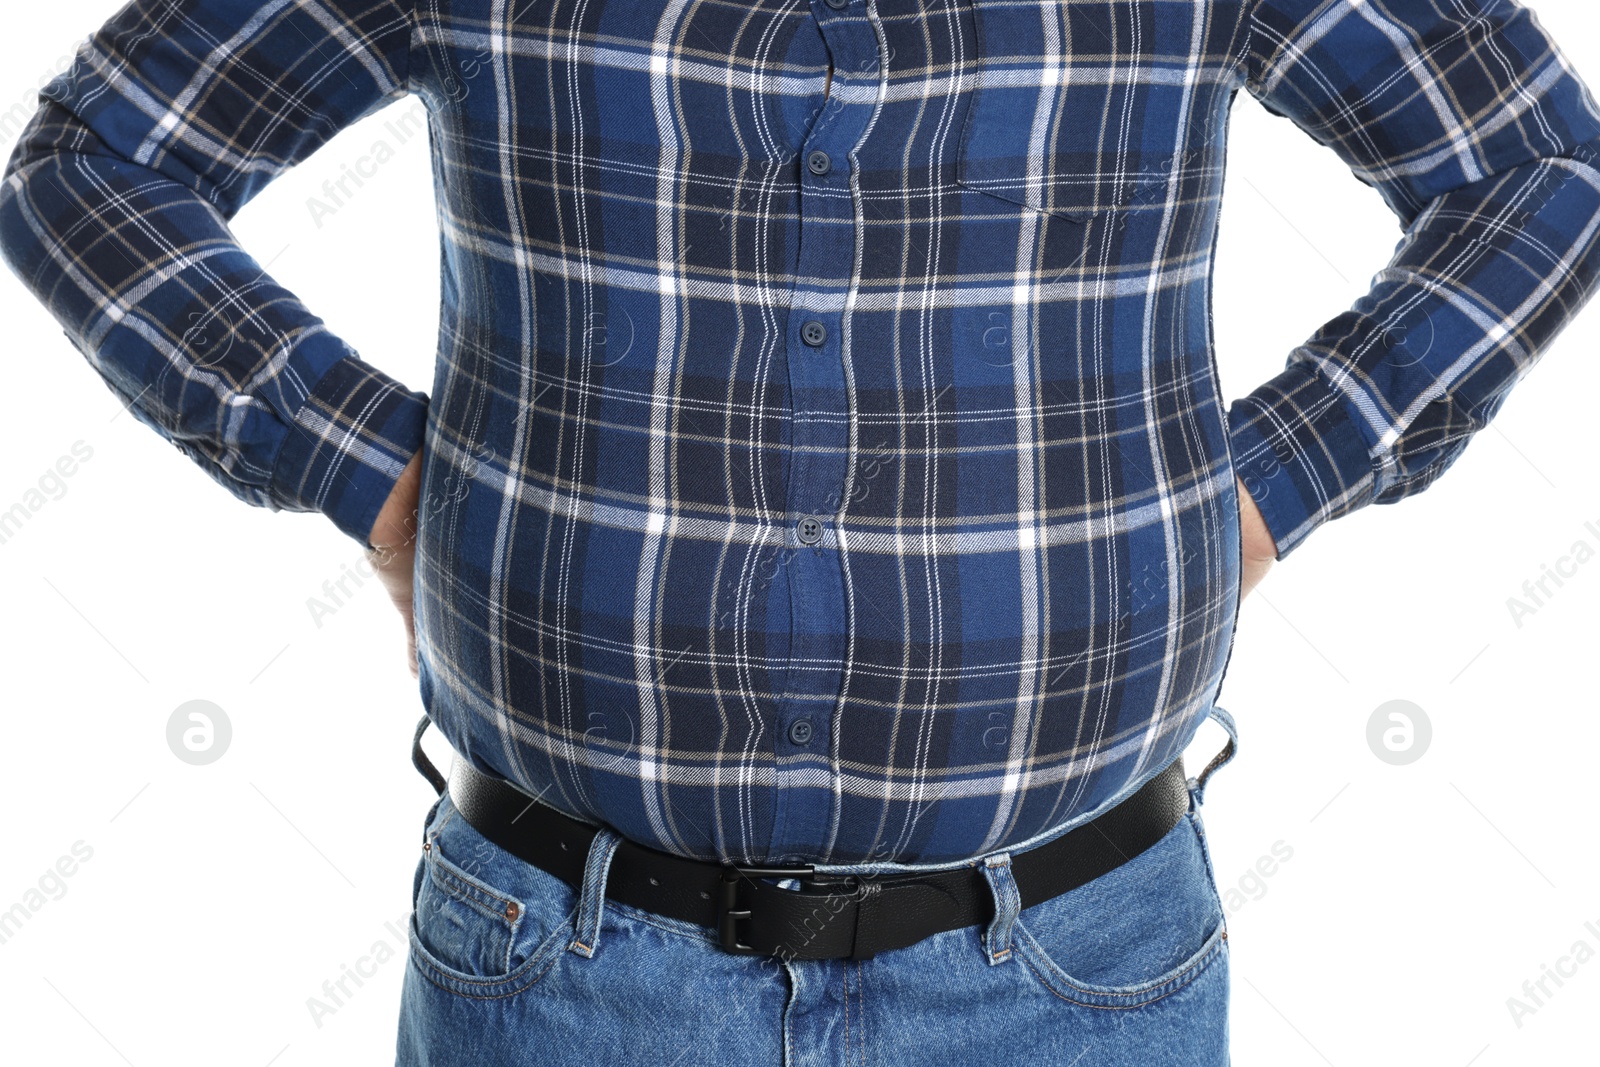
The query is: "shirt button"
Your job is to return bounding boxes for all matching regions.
[824,0,848,8]
[788,718,814,745]
[807,149,832,176]
[796,515,824,544]
[801,320,827,347]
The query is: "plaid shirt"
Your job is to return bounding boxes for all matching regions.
[4,0,1599,866]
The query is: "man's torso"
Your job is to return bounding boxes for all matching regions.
[407,0,1250,865]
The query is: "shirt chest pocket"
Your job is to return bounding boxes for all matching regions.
[955,0,1209,223]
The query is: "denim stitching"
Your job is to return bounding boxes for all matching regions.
[1013,920,1227,1009]
[407,908,572,1000]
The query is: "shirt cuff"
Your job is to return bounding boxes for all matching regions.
[1226,360,1376,560]
[268,341,429,547]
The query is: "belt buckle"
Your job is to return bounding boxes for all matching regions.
[717,863,859,956]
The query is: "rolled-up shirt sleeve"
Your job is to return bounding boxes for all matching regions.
[0,0,429,547]
[1230,0,1600,558]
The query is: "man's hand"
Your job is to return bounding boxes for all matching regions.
[366,450,425,678]
[1236,475,1277,603]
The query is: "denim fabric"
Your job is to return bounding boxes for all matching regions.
[397,723,1237,1065]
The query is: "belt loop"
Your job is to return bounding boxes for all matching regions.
[412,715,447,796]
[978,853,1021,965]
[568,826,623,959]
[1188,705,1239,808]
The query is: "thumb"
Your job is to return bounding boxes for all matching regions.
[407,612,419,680]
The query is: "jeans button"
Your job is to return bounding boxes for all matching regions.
[788,718,814,745]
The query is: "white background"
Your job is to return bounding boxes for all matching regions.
[0,2,1596,1064]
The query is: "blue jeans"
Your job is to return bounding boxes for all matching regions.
[396,709,1238,1066]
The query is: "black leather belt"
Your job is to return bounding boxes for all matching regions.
[411,716,1190,961]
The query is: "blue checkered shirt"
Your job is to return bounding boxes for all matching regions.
[5,0,1600,865]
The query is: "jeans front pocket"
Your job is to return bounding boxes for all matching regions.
[407,793,580,999]
[1011,809,1228,1009]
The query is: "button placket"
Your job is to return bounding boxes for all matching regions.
[768,0,880,859]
